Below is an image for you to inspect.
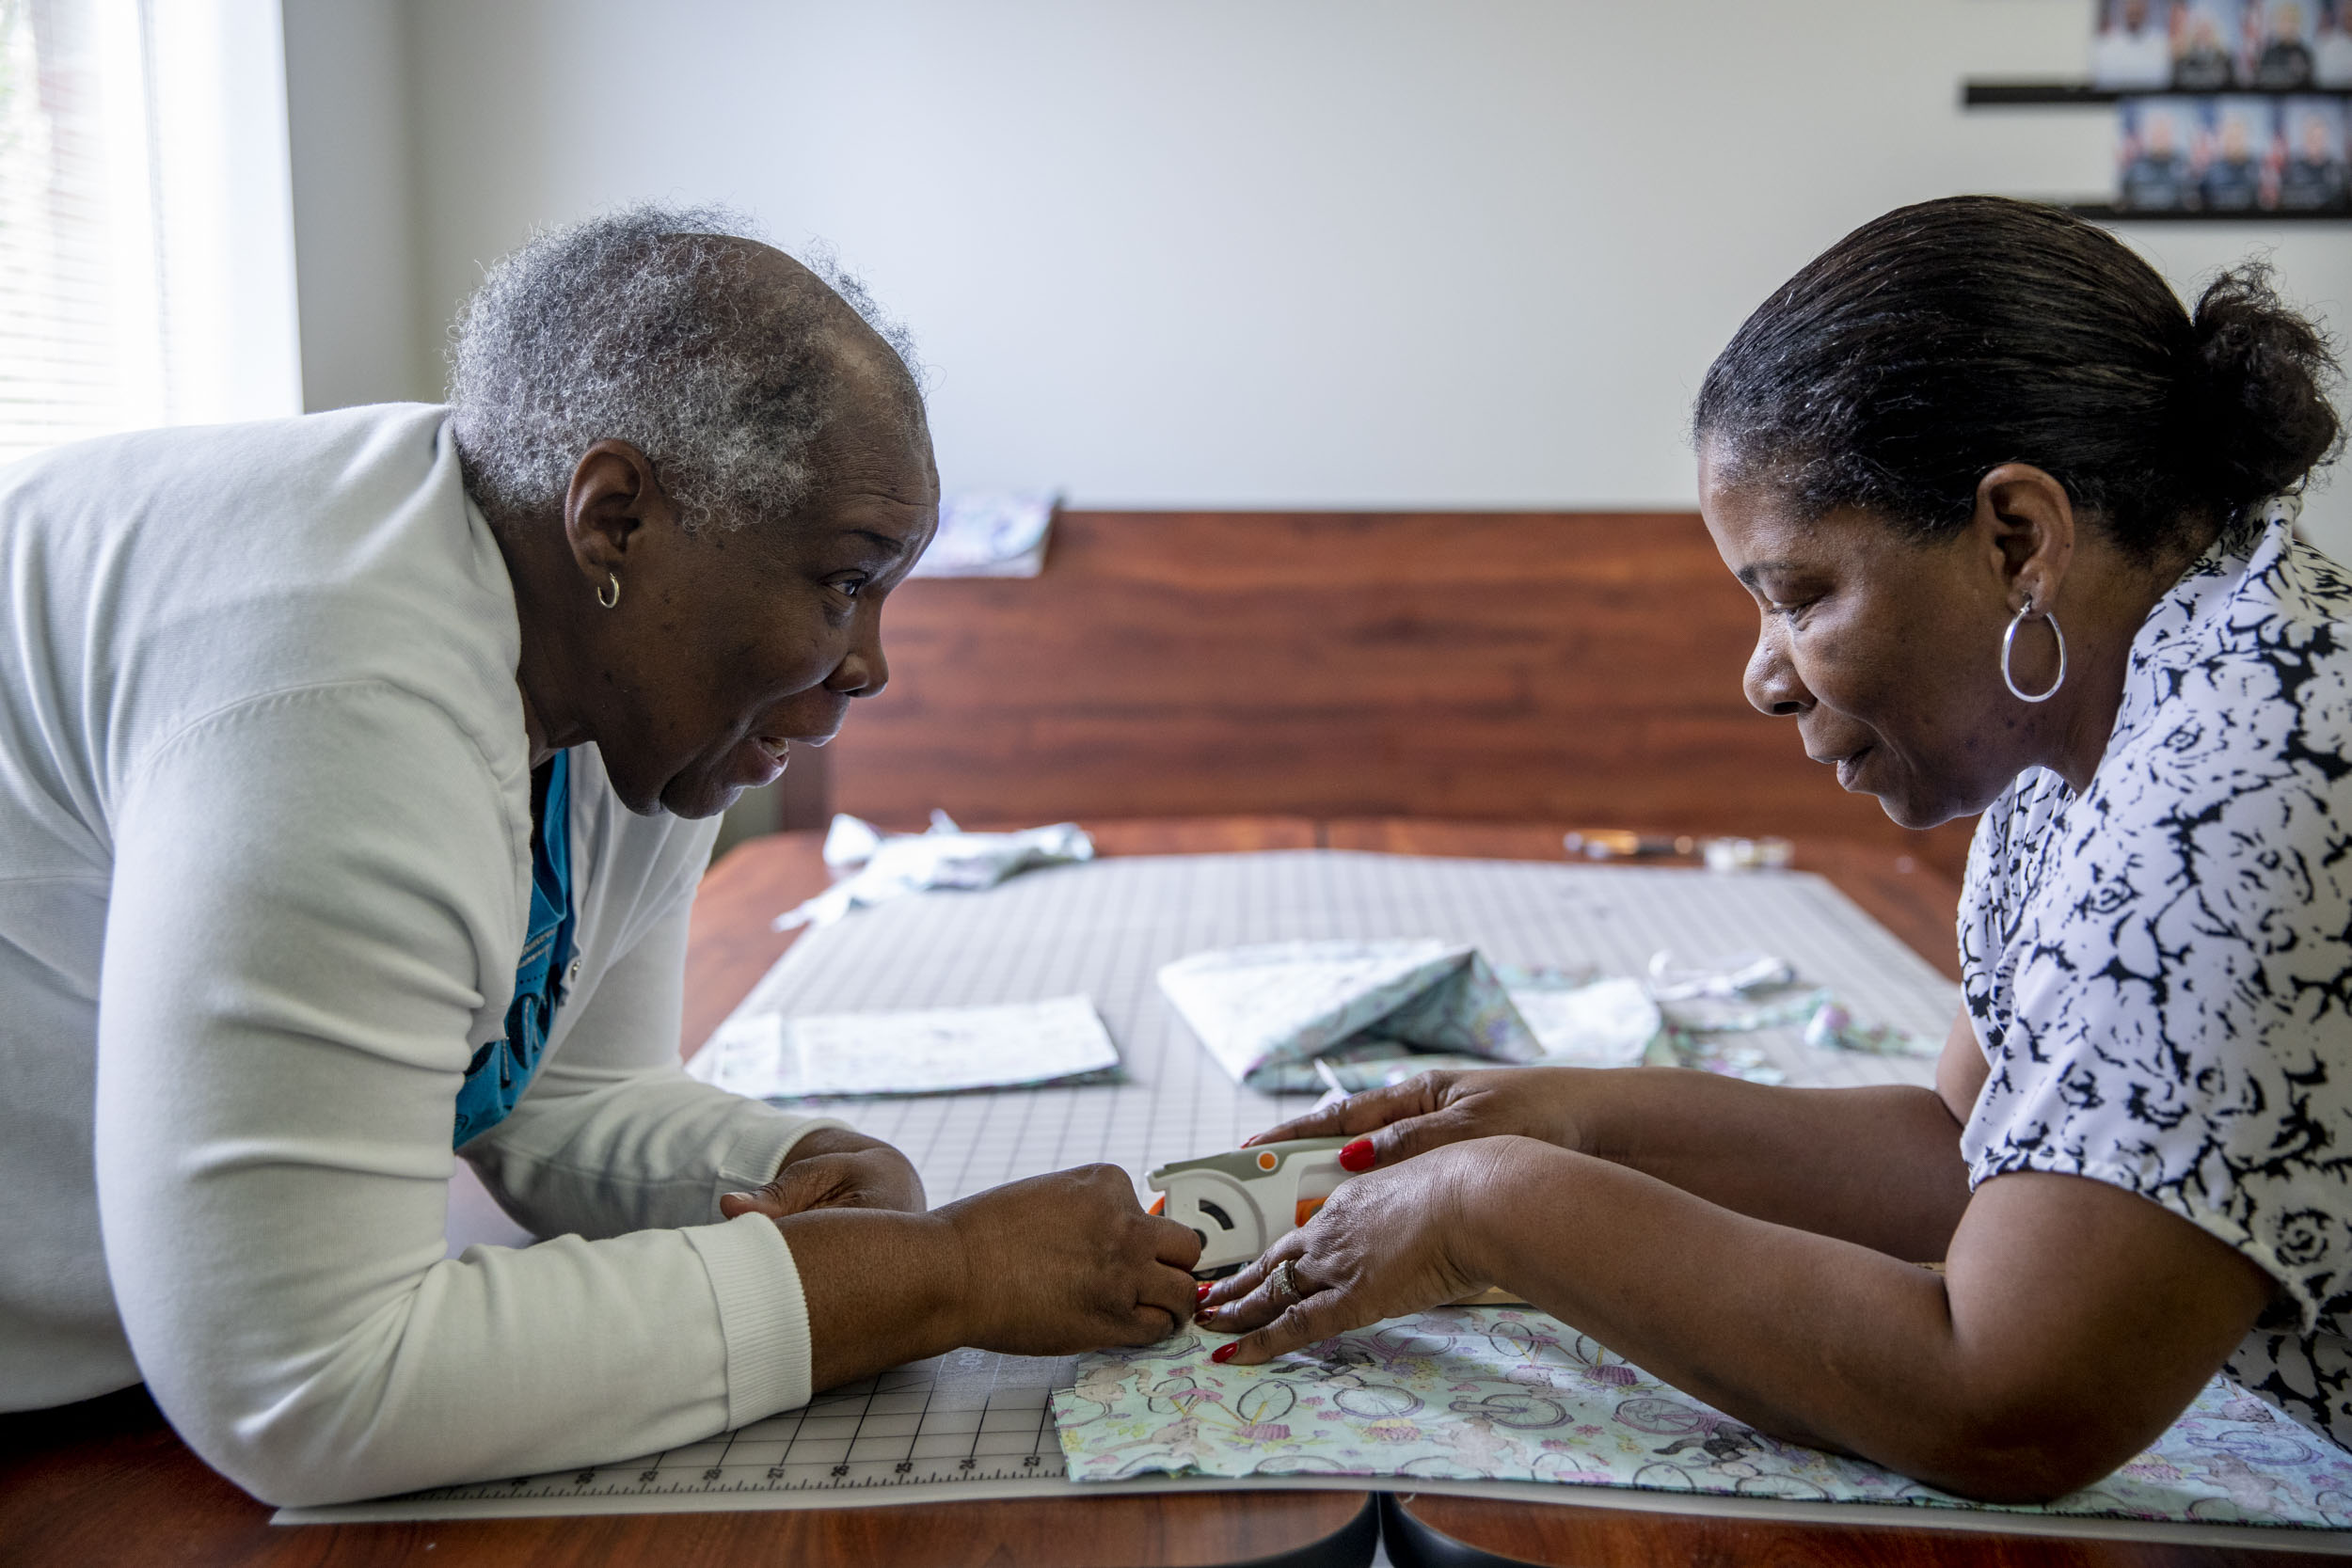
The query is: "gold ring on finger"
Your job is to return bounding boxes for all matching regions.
[1271,1258,1305,1305]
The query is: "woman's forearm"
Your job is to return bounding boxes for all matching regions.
[782,1209,968,1390]
[1465,1136,1954,1456]
[1255,1052,1978,1265]
[779,1164,1207,1395]
[1458,1138,2260,1500]
[1562,1069,1972,1261]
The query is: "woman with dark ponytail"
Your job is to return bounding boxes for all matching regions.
[1200,198,2352,1502]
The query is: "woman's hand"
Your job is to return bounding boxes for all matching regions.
[939,1165,1205,1354]
[1196,1137,1535,1364]
[785,1164,1206,1390]
[1245,1068,1591,1169]
[721,1127,927,1219]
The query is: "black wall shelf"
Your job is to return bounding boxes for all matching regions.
[2065,201,2352,220]
[1965,80,2352,105]
[1964,80,2352,222]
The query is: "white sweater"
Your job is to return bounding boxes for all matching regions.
[0,404,840,1505]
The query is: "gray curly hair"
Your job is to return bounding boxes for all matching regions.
[447,203,925,533]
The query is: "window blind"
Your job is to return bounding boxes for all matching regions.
[0,0,297,468]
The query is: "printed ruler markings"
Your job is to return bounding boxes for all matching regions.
[1027,1386,1061,1469]
[959,1389,998,1473]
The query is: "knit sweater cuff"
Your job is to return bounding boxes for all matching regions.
[685,1214,813,1429]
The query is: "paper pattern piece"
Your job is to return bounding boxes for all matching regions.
[688,994,1120,1099]
[1054,1307,2352,1531]
[1156,941,1545,1091]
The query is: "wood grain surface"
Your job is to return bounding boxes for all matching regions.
[1390,1491,2345,1568]
[680,827,830,1056]
[0,1386,1375,1568]
[830,512,1978,879]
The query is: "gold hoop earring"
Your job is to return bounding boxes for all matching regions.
[596,572,621,610]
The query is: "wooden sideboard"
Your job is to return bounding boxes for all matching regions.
[810,510,1976,878]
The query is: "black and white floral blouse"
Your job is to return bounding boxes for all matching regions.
[1959,508,2352,1447]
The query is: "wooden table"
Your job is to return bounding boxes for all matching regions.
[8,817,2319,1565]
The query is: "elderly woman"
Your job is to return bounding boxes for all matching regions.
[1203,197,2352,1501]
[0,208,1200,1506]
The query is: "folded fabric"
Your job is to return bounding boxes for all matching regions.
[1507,977,1661,1069]
[1158,940,1933,1094]
[1157,940,1589,1092]
[775,812,1094,929]
[908,491,1055,578]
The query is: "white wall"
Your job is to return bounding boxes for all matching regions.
[370,1,2352,559]
[281,0,425,411]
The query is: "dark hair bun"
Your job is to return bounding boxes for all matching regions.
[2191,264,2343,515]
[1696,196,2344,556]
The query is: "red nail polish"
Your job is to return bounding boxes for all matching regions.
[1338,1138,1376,1173]
[1211,1343,1237,1364]
[1196,1281,1213,1302]
[1194,1310,1214,1325]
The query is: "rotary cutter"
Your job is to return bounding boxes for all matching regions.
[1146,1136,1357,1278]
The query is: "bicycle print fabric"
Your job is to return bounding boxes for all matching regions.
[1051,1307,2352,1530]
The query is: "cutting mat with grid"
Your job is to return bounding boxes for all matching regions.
[287,1348,1089,1520]
[282,850,1959,1522]
[731,851,1957,1208]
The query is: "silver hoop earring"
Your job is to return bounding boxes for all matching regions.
[596,572,621,610]
[2000,599,2066,704]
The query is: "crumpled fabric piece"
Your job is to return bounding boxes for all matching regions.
[774,812,1095,929]
[1803,999,1942,1058]
[1646,950,1938,1069]
[1159,942,1937,1094]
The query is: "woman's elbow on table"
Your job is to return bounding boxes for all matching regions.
[1899,1386,2167,1506]
[131,1223,763,1509]
[145,1306,444,1509]
[1880,1175,2279,1505]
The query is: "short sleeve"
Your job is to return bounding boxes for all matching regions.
[1960,719,2352,1331]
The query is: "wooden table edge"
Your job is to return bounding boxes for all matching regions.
[0,1386,1383,1568]
[1385,1488,2352,1567]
